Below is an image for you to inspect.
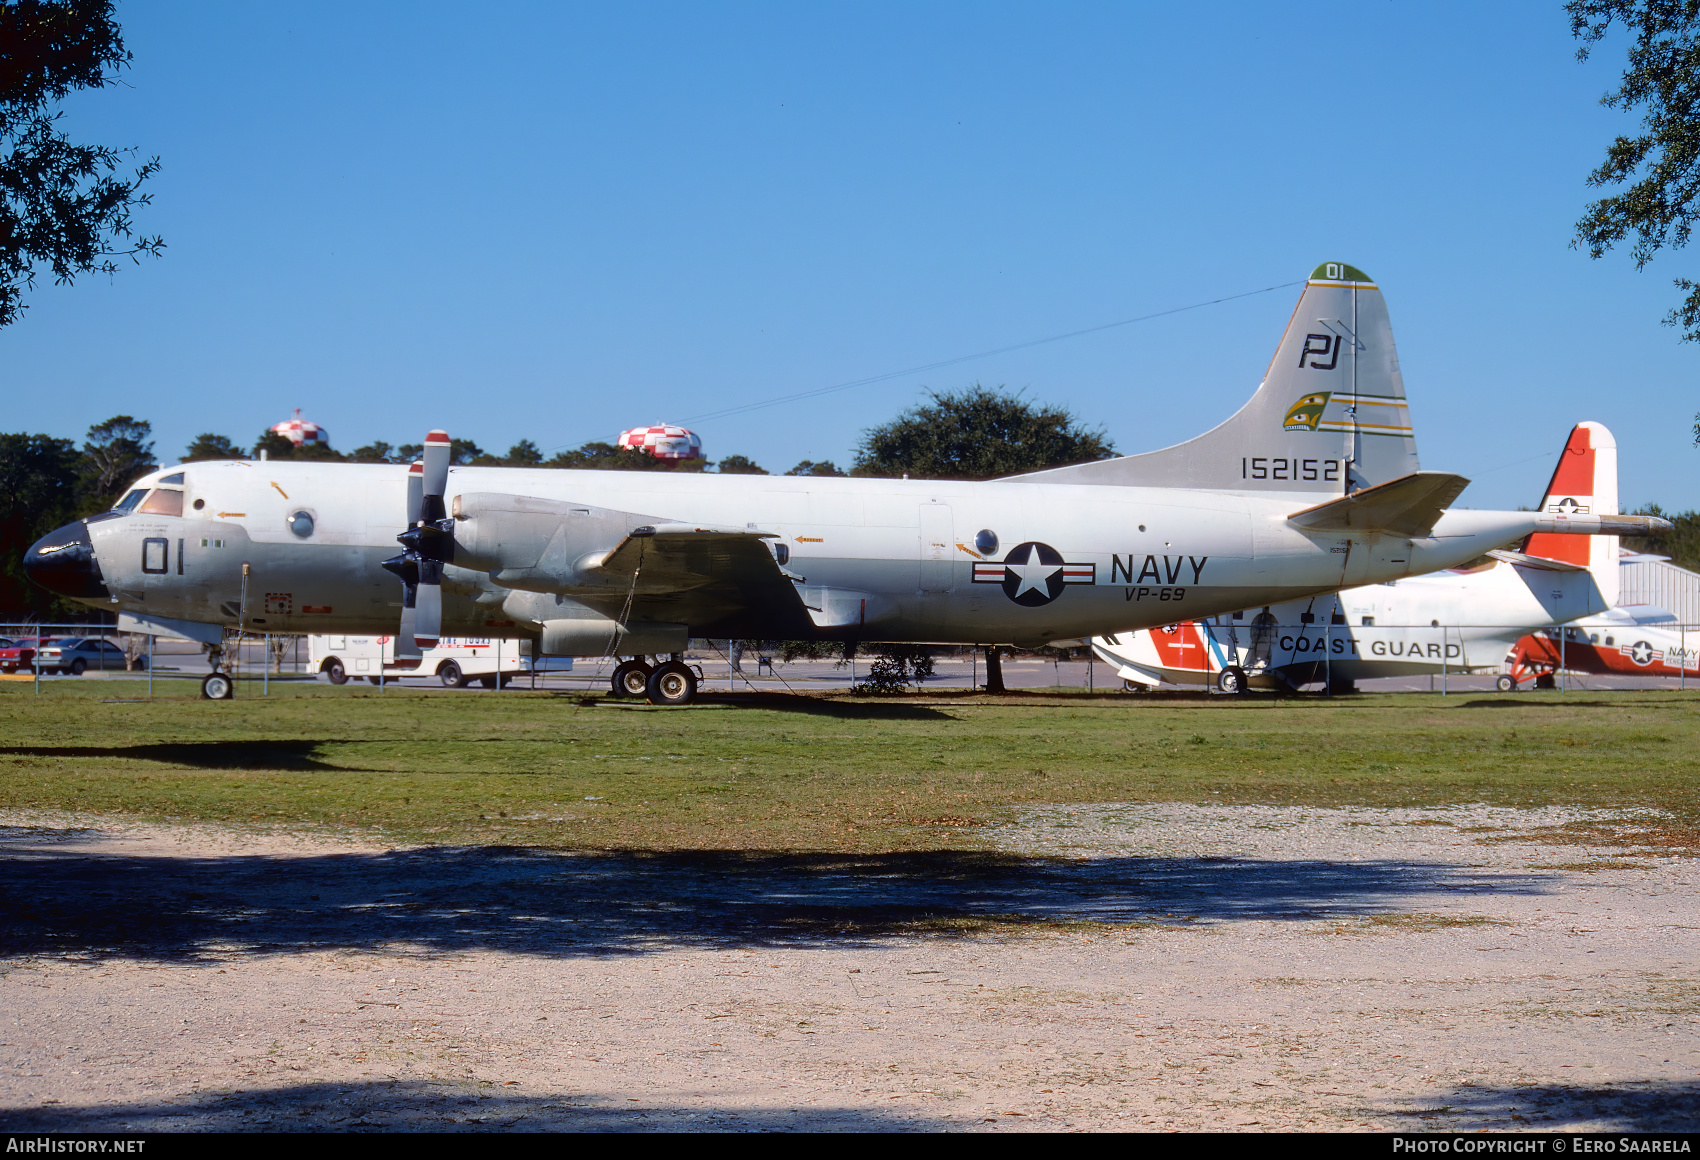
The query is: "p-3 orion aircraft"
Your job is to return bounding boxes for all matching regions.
[24,262,1670,704]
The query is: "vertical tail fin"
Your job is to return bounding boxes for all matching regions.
[1017,262,1420,493]
[1523,422,1619,607]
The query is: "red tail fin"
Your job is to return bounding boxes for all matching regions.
[1522,421,1620,605]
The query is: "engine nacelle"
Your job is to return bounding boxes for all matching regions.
[450,492,660,592]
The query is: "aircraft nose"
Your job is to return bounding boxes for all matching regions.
[23,520,109,600]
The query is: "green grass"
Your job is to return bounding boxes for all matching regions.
[1,680,1697,852]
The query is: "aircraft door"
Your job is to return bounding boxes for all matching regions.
[1248,609,1277,672]
[918,503,955,593]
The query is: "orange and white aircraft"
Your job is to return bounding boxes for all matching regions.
[1090,422,1629,693]
[1504,563,1698,686]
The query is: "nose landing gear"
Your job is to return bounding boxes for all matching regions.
[200,643,234,699]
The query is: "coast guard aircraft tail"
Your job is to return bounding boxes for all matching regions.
[1020,262,1419,496]
[1515,421,1620,607]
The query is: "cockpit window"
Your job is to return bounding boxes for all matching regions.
[114,489,147,512]
[139,490,184,516]
[159,472,185,485]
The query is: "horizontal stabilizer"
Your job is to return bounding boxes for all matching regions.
[1530,513,1672,536]
[1286,471,1469,538]
[1486,549,1589,573]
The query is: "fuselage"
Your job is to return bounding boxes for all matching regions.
[1094,557,1610,688]
[1509,609,1700,680]
[31,458,1559,651]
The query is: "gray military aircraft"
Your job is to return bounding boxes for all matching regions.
[24,262,1667,703]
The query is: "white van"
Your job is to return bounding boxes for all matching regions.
[308,635,570,688]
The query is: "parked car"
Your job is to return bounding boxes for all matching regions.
[0,637,46,672]
[34,637,146,675]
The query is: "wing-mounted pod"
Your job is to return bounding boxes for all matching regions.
[450,492,660,592]
[452,492,819,639]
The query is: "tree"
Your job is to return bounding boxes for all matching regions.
[0,430,79,615]
[0,0,163,327]
[544,441,710,471]
[251,429,299,460]
[716,454,768,475]
[785,459,845,477]
[852,384,1115,480]
[348,440,397,464]
[1626,502,1700,570]
[503,438,542,466]
[182,433,243,462]
[80,413,151,505]
[1569,1,1700,350]
[397,437,484,465]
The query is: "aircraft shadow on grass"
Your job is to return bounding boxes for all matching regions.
[0,741,380,772]
[0,828,1558,963]
[0,1079,950,1132]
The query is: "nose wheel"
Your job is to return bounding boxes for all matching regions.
[201,672,234,700]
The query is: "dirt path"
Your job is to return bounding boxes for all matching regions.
[1,804,1695,1132]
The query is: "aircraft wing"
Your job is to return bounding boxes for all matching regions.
[451,495,817,634]
[590,524,815,631]
[1286,472,1470,538]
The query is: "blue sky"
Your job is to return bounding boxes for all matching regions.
[3,1,1695,510]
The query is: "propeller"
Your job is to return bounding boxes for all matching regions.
[381,431,454,657]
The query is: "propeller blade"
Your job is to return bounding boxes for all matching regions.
[420,430,451,522]
[387,432,452,659]
[414,562,443,650]
[405,461,423,527]
[380,553,422,660]
[396,602,420,661]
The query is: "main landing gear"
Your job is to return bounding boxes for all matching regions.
[645,660,698,706]
[1215,666,1250,695]
[611,658,653,699]
[609,655,699,706]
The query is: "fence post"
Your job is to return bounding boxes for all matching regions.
[147,634,153,697]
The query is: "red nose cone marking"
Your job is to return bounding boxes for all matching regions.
[408,462,424,474]
[425,431,450,444]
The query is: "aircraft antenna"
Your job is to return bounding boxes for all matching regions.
[676,278,1304,425]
